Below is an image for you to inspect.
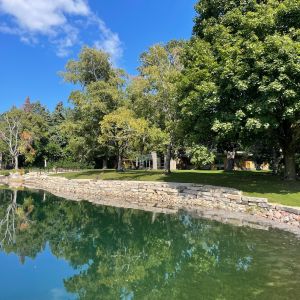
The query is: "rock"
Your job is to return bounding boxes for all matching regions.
[226,194,242,201]
[290,221,299,227]
[258,202,270,208]
[274,212,282,219]
[283,216,290,223]
[280,206,300,215]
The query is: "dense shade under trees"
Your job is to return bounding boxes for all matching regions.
[0,0,299,180]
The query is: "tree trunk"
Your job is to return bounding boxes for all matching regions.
[225,150,235,171]
[151,152,158,170]
[283,149,296,180]
[13,189,17,204]
[165,143,172,174]
[14,155,19,170]
[102,157,108,169]
[0,152,2,169]
[117,154,123,171]
[226,159,234,171]
[271,148,281,175]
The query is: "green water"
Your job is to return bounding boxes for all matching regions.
[0,189,299,300]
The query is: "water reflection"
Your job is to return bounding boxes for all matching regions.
[0,189,299,300]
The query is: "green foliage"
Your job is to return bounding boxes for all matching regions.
[60,46,114,86]
[0,107,39,168]
[99,107,165,167]
[128,41,185,172]
[47,160,93,170]
[1,2,299,178]
[0,170,10,176]
[59,47,126,165]
[188,146,216,169]
[181,0,300,179]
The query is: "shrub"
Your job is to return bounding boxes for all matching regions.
[0,170,10,176]
[47,160,94,170]
[188,145,216,169]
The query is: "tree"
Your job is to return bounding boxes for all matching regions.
[129,41,184,173]
[0,98,51,169]
[20,99,51,167]
[0,109,24,169]
[60,46,114,87]
[188,145,216,169]
[0,137,7,169]
[99,107,164,171]
[181,0,300,179]
[0,190,19,245]
[35,101,68,167]
[60,47,126,167]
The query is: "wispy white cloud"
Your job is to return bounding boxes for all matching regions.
[0,0,123,62]
[51,24,80,57]
[93,18,123,65]
[0,0,90,34]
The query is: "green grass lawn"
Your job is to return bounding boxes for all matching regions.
[0,170,10,176]
[53,169,300,207]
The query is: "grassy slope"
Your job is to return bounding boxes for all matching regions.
[53,170,300,207]
[0,170,10,176]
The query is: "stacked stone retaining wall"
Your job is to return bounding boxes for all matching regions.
[19,174,300,231]
[0,173,299,234]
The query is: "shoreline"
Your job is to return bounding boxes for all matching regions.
[1,173,300,236]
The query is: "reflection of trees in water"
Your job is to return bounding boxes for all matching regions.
[0,190,18,245]
[0,189,299,299]
[0,190,35,263]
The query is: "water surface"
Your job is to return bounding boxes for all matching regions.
[0,189,299,300]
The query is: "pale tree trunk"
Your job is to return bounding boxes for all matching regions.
[102,157,108,169]
[151,212,157,224]
[14,155,19,170]
[0,114,22,171]
[13,189,17,204]
[151,152,158,170]
[165,143,172,174]
[0,152,2,169]
[117,154,123,171]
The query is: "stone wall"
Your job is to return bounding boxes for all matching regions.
[20,174,300,233]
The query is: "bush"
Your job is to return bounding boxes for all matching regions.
[47,160,94,170]
[189,145,216,169]
[0,170,10,176]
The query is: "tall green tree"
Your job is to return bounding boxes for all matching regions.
[60,47,126,167]
[129,41,184,173]
[181,0,300,179]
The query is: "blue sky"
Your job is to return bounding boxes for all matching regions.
[0,0,196,112]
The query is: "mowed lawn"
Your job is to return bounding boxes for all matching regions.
[53,169,300,207]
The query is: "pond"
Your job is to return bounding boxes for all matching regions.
[0,188,299,300]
